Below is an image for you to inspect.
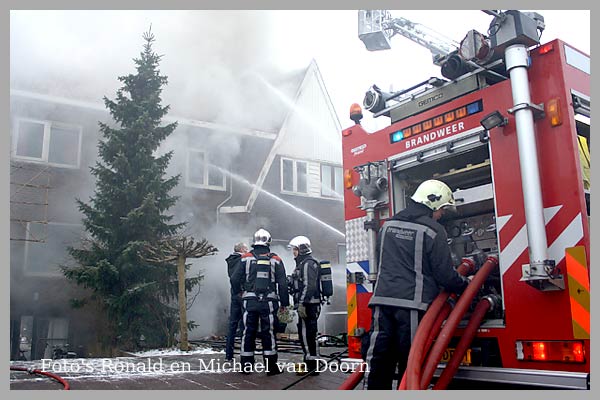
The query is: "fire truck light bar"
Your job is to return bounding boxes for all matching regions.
[390,100,483,144]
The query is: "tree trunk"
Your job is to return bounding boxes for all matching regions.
[177,254,189,351]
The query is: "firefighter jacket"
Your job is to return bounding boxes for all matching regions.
[230,245,290,307]
[368,201,469,311]
[226,252,243,296]
[291,254,322,306]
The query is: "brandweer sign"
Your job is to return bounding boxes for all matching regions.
[405,121,465,150]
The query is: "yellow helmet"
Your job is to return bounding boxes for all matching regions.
[411,179,455,211]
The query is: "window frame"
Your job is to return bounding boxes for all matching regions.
[185,148,226,191]
[280,157,308,195]
[320,163,344,199]
[12,117,83,169]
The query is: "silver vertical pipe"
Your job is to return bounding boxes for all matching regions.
[366,208,378,282]
[505,44,549,268]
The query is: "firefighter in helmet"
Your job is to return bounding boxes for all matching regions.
[365,179,471,389]
[230,228,289,375]
[288,235,322,375]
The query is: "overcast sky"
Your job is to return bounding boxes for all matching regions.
[10,10,590,133]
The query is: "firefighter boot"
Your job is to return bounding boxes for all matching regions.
[264,355,283,376]
[240,356,254,375]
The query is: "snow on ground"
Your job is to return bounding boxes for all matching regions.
[132,346,224,357]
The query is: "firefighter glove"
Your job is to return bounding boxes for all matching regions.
[297,304,307,319]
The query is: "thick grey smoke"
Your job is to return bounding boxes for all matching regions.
[10,10,290,133]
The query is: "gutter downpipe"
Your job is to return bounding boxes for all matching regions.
[216,173,234,224]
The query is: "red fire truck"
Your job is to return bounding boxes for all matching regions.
[341,10,590,389]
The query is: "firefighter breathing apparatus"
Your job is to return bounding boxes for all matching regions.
[288,236,335,305]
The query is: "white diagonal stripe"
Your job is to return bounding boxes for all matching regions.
[499,225,528,277]
[496,214,512,232]
[346,262,367,275]
[499,205,565,277]
[543,205,562,225]
[548,213,583,263]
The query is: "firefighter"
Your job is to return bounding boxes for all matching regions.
[288,235,322,375]
[230,228,289,375]
[365,179,471,390]
[224,242,248,361]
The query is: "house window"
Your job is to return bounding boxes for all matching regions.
[281,158,308,194]
[24,222,83,277]
[321,164,344,199]
[186,149,226,190]
[12,118,82,169]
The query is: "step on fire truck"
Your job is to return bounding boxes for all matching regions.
[341,10,590,389]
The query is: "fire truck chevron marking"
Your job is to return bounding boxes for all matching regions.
[548,213,584,263]
[498,207,583,277]
[566,251,590,292]
[566,246,589,338]
[495,214,512,232]
[498,206,562,276]
[347,284,358,335]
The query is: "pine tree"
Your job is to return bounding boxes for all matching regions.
[63,29,192,350]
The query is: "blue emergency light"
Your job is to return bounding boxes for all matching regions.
[390,131,404,143]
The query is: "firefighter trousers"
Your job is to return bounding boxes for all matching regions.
[240,298,281,374]
[297,303,321,372]
[225,295,244,360]
[365,305,423,390]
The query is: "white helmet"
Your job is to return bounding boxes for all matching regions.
[288,235,312,255]
[253,228,272,246]
[411,179,455,211]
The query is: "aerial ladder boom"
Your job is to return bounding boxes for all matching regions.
[357,10,519,117]
[358,10,459,66]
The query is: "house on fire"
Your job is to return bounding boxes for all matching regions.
[10,59,347,360]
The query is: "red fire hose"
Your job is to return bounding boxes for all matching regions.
[424,301,453,355]
[10,366,71,390]
[404,260,474,390]
[400,294,453,390]
[404,290,452,389]
[418,256,498,389]
[338,363,368,390]
[433,296,494,390]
